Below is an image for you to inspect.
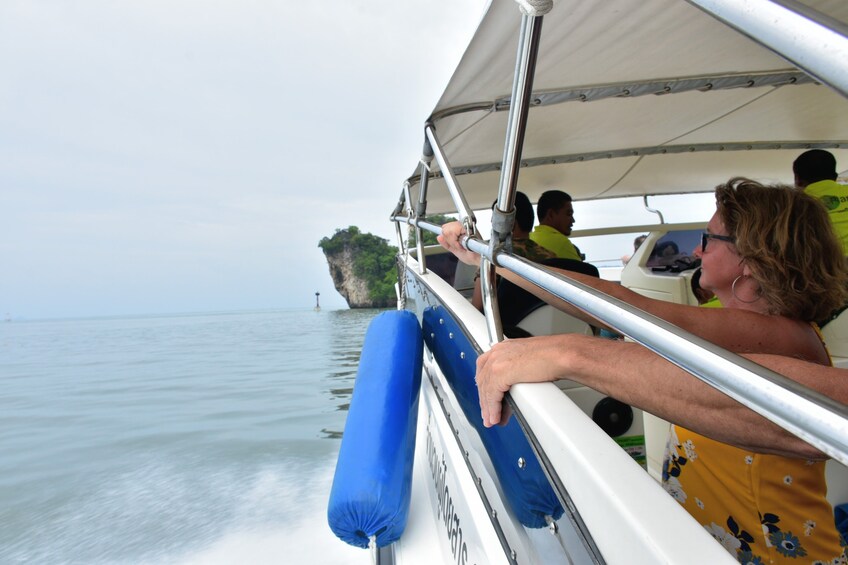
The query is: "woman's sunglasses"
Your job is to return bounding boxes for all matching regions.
[701,232,735,251]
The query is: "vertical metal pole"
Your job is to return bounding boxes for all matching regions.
[394,183,412,310]
[391,185,408,255]
[415,145,433,275]
[401,181,415,257]
[484,5,549,345]
[495,13,546,221]
[393,219,406,257]
[480,262,504,343]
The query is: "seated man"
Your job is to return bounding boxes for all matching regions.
[471,192,555,310]
[529,190,583,260]
[794,149,848,253]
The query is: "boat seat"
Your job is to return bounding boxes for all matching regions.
[497,258,599,337]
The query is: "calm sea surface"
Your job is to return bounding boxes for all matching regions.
[0,308,381,564]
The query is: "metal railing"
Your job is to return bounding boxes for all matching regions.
[405,219,848,465]
[391,0,848,466]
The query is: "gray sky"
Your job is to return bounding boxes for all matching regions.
[0,0,489,318]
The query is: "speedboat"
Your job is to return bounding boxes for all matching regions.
[329,1,848,562]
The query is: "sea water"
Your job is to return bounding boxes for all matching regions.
[0,309,379,564]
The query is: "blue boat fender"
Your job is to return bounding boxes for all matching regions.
[327,310,424,549]
[422,305,564,529]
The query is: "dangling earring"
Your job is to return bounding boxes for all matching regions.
[732,275,760,304]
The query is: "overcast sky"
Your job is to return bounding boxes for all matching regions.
[0,0,491,318]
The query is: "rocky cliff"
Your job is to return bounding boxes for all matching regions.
[319,227,397,309]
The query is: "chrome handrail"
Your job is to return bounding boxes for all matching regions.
[687,0,848,98]
[406,218,848,465]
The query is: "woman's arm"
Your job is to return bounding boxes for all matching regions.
[439,221,828,363]
[497,266,825,360]
[475,335,847,459]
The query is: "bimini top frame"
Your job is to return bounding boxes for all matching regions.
[401,0,848,214]
[391,0,848,465]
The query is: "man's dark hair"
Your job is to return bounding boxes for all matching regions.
[514,191,534,233]
[793,149,837,185]
[536,190,572,223]
[491,191,535,233]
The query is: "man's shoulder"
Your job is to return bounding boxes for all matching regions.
[529,226,581,260]
[531,224,566,239]
[806,179,848,195]
[513,237,556,261]
[806,180,848,215]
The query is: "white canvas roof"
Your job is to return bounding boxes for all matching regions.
[407,0,848,214]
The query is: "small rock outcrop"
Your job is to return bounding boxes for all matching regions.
[319,227,397,309]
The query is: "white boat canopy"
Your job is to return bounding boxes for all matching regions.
[408,0,848,214]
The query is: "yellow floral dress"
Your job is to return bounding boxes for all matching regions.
[665,425,846,564]
[663,317,847,563]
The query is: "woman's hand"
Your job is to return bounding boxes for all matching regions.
[437,221,481,266]
[475,335,574,427]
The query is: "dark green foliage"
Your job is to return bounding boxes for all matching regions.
[319,226,398,303]
[408,213,457,246]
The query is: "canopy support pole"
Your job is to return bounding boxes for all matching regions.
[414,141,433,275]
[495,12,545,224]
[424,125,476,233]
[483,7,549,344]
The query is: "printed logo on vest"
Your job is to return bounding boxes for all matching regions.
[821,195,841,211]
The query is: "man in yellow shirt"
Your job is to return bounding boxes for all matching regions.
[794,149,848,253]
[529,190,582,260]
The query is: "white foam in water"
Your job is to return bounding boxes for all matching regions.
[167,523,368,565]
[1,310,380,564]
[5,456,370,564]
[161,464,370,565]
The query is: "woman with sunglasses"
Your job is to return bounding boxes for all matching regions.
[438,177,848,563]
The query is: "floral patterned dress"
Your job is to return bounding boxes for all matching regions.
[664,424,847,564]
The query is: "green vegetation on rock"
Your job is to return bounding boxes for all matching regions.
[409,213,457,246]
[319,226,398,305]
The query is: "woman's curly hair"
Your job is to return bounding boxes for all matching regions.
[715,177,848,321]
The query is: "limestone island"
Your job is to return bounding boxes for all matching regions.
[319,226,397,309]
